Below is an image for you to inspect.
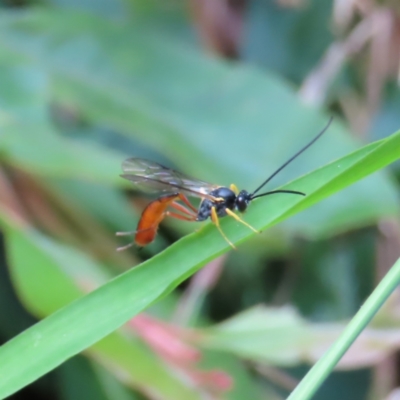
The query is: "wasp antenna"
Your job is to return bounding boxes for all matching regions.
[251,189,306,200]
[250,117,333,197]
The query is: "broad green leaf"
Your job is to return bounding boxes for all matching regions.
[0,61,122,183]
[0,128,399,397]
[0,9,397,239]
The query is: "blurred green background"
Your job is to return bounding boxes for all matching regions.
[1,0,400,399]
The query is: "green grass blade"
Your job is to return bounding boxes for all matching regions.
[287,257,400,400]
[0,130,399,398]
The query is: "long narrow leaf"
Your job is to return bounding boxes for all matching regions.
[0,130,399,398]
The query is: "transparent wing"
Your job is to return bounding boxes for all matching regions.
[120,158,219,199]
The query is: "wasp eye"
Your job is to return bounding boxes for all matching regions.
[236,196,247,212]
[236,190,251,212]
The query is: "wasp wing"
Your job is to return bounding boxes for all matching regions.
[121,158,218,200]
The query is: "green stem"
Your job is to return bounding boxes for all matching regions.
[288,257,400,400]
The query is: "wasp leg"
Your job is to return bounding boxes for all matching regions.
[211,206,236,249]
[116,230,136,236]
[225,208,259,234]
[178,193,198,213]
[116,224,156,237]
[117,226,155,251]
[229,184,239,195]
[116,242,135,251]
[170,201,198,218]
[165,211,197,221]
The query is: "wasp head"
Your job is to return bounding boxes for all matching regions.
[236,190,251,212]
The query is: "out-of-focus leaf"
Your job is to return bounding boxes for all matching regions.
[197,305,400,368]
[371,82,400,142]
[0,9,397,239]
[0,237,35,339]
[0,127,399,397]
[49,179,138,233]
[199,306,309,365]
[57,357,137,400]
[90,362,141,400]
[199,350,264,400]
[92,331,203,400]
[292,231,376,321]
[5,228,204,400]
[0,60,122,183]
[125,0,193,42]
[48,0,126,17]
[242,0,333,83]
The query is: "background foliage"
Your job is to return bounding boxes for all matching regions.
[0,1,400,399]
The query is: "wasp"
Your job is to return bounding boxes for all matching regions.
[117,119,332,250]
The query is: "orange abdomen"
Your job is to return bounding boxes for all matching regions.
[135,194,180,246]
